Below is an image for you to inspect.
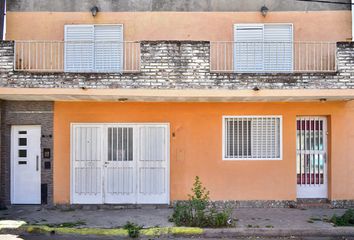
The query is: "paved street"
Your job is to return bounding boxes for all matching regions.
[2,233,354,240]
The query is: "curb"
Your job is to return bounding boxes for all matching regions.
[202,228,354,238]
[3,227,354,238]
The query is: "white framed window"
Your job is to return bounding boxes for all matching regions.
[222,116,282,160]
[234,23,293,72]
[64,24,123,73]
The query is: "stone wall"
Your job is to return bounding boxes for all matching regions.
[1,41,354,90]
[52,200,354,209]
[0,101,53,206]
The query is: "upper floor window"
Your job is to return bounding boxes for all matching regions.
[234,24,293,72]
[223,116,282,160]
[64,24,123,73]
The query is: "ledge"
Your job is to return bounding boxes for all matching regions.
[1,88,354,102]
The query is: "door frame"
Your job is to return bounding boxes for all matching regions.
[296,116,328,199]
[11,125,42,204]
[70,123,170,204]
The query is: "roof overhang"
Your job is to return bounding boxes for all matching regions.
[0,88,354,102]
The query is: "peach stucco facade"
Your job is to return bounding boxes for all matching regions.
[5,7,354,205]
[53,101,354,204]
[5,11,352,41]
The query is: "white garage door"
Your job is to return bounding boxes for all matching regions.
[71,124,169,204]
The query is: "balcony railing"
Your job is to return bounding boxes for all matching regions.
[14,41,141,73]
[210,41,337,73]
[14,41,337,74]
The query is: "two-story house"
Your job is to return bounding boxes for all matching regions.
[0,0,354,207]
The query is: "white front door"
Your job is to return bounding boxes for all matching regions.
[71,124,169,204]
[11,125,41,204]
[296,117,328,198]
[104,125,136,204]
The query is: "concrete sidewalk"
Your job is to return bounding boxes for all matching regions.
[0,206,347,228]
[0,206,353,238]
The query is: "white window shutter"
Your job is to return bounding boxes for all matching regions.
[264,24,293,72]
[94,25,123,72]
[234,24,293,72]
[234,25,264,72]
[223,116,282,160]
[64,25,94,72]
[251,117,281,159]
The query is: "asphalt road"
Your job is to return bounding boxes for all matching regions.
[7,234,354,240]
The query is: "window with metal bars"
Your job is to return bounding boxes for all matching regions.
[107,127,133,161]
[223,116,282,160]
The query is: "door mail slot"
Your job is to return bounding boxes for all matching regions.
[18,161,27,165]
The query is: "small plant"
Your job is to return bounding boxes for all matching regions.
[331,209,354,226]
[170,176,233,228]
[188,176,210,202]
[265,225,274,228]
[123,221,142,238]
[207,206,233,228]
[247,225,260,228]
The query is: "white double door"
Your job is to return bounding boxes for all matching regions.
[71,124,169,204]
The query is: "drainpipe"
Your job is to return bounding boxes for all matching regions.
[352,0,354,40]
[0,0,5,40]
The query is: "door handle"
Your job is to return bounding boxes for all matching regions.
[36,155,39,171]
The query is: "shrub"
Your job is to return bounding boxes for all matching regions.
[208,209,232,228]
[123,221,142,238]
[331,209,354,226]
[171,176,233,228]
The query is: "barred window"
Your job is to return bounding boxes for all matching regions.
[223,116,282,160]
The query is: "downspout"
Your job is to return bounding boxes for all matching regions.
[0,0,5,40]
[352,0,354,40]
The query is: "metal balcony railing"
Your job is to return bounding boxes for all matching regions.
[14,41,337,74]
[14,41,141,73]
[210,41,337,73]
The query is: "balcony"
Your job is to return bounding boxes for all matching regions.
[1,40,352,95]
[210,41,337,73]
[14,41,141,73]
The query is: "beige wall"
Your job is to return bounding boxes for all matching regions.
[6,11,352,41]
[53,101,354,204]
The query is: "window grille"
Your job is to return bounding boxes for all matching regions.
[223,116,282,160]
